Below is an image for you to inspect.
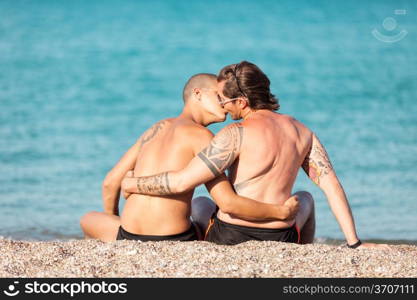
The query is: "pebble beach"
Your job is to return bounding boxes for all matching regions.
[1,238,416,278]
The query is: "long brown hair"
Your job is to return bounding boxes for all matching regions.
[217,61,279,111]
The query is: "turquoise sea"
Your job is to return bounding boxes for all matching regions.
[0,0,416,242]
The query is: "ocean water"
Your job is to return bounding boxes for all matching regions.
[0,0,416,242]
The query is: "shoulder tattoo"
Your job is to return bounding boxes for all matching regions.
[302,136,333,185]
[138,120,166,150]
[197,124,243,177]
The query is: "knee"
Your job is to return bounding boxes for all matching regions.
[192,196,212,203]
[192,196,215,210]
[294,191,315,209]
[192,196,216,222]
[294,191,313,201]
[79,211,97,230]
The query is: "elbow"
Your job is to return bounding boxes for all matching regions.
[174,181,188,194]
[170,173,190,194]
[215,197,234,214]
[220,205,234,215]
[222,203,235,215]
[102,174,118,192]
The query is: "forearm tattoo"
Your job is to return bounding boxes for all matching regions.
[136,172,172,195]
[302,136,333,185]
[197,124,243,177]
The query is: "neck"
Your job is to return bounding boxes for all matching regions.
[180,103,205,125]
[241,107,256,120]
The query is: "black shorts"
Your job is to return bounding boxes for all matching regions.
[205,215,300,245]
[116,224,199,242]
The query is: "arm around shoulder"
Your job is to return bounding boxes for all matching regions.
[122,125,245,196]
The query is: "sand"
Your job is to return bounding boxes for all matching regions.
[0,238,416,278]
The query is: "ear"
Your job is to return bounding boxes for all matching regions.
[193,88,202,101]
[239,97,249,109]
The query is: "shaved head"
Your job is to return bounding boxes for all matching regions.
[182,73,217,103]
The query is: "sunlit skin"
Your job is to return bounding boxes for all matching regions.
[80,76,300,242]
[123,76,391,249]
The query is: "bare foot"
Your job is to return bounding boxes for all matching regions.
[357,242,391,250]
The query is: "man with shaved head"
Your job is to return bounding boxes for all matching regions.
[80,73,299,242]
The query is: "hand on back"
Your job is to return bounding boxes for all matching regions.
[282,195,300,220]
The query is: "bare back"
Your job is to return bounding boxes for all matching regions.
[120,118,205,235]
[219,110,313,228]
